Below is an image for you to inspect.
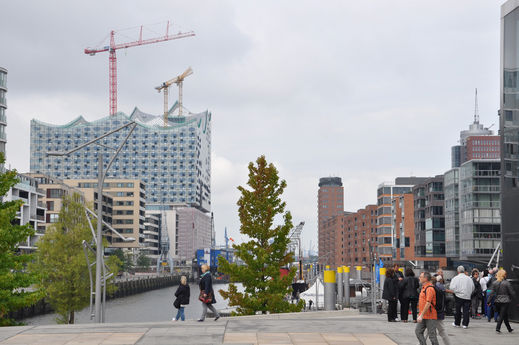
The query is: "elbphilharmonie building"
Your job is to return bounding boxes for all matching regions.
[30,106,211,212]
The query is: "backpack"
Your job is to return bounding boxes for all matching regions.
[424,284,445,314]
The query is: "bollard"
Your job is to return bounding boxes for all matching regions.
[356,266,362,281]
[337,266,343,309]
[323,265,336,311]
[380,267,386,299]
[343,266,350,307]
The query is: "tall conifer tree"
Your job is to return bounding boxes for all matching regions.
[219,156,303,315]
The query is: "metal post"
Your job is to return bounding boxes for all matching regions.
[337,266,343,309]
[94,153,103,323]
[315,274,319,310]
[380,267,386,299]
[356,265,362,280]
[344,266,350,307]
[323,265,336,310]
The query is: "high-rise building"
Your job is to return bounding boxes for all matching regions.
[64,179,145,251]
[444,168,460,258]
[501,1,519,305]
[0,67,7,159]
[376,177,428,262]
[451,104,495,168]
[458,159,501,262]
[30,109,211,212]
[317,177,344,265]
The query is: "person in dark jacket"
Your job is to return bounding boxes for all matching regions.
[198,264,220,322]
[383,267,399,322]
[173,276,190,321]
[489,269,516,333]
[470,269,482,318]
[399,267,419,323]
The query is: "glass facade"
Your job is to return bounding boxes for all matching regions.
[0,67,6,160]
[30,108,211,212]
[458,160,500,260]
[444,168,460,257]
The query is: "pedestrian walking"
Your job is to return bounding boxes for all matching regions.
[489,269,516,333]
[399,267,419,323]
[448,265,474,329]
[308,299,313,310]
[382,267,399,322]
[470,269,482,318]
[415,271,439,345]
[198,264,220,322]
[173,276,190,321]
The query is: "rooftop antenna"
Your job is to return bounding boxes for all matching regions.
[474,88,479,124]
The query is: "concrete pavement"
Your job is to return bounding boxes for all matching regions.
[1,309,518,345]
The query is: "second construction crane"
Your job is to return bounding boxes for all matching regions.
[155,67,193,126]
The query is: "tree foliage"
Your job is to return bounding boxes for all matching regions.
[0,154,43,326]
[218,156,303,315]
[136,253,151,269]
[32,193,119,324]
[112,248,133,272]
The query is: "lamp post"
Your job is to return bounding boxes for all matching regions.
[47,121,137,323]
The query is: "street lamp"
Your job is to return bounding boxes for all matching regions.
[47,121,137,323]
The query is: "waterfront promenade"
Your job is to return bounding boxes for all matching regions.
[1,309,518,345]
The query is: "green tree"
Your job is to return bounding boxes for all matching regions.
[0,154,42,326]
[218,155,303,315]
[136,253,151,269]
[32,193,119,324]
[112,249,133,272]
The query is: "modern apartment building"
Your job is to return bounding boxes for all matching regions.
[0,67,6,159]
[444,168,460,258]
[376,177,428,262]
[318,177,344,265]
[25,173,85,233]
[413,176,445,257]
[4,174,46,252]
[143,213,160,263]
[458,160,501,262]
[501,0,519,321]
[64,179,145,251]
[30,108,211,212]
[466,136,501,160]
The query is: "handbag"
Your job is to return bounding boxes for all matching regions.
[495,282,511,303]
[199,290,212,304]
[173,298,181,309]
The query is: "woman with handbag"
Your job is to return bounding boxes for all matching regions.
[198,264,220,322]
[488,269,516,333]
[173,276,190,321]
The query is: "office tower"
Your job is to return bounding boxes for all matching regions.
[317,177,344,265]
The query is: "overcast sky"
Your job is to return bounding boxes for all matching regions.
[0,1,502,253]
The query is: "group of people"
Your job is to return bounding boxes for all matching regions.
[172,264,221,322]
[383,264,516,345]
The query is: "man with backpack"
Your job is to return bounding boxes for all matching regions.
[448,265,474,329]
[416,271,439,345]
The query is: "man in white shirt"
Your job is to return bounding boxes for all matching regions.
[448,266,474,328]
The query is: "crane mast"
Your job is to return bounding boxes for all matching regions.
[85,22,195,116]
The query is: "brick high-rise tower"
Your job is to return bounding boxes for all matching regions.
[318,177,343,265]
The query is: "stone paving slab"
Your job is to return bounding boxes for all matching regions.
[1,311,519,345]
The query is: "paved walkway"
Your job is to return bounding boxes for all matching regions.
[1,310,518,345]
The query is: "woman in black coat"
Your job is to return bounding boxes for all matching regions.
[173,276,190,321]
[489,269,516,333]
[382,267,399,322]
[198,264,220,322]
[398,267,419,322]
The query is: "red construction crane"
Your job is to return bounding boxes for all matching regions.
[85,21,195,116]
